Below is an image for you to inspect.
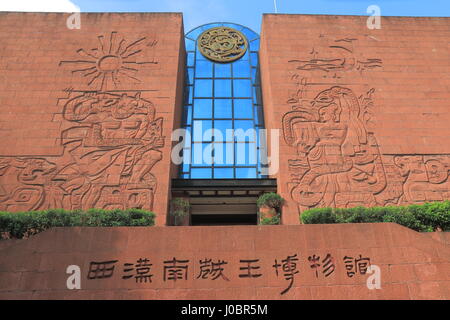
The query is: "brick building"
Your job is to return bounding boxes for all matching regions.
[0,12,449,299]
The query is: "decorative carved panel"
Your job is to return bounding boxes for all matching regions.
[198,27,248,63]
[0,33,163,212]
[283,38,450,213]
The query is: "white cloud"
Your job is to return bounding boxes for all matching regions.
[0,0,80,12]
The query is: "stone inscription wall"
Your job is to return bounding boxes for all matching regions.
[0,223,449,299]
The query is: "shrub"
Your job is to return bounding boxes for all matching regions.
[260,214,281,225]
[170,198,190,226]
[0,208,155,239]
[301,207,336,224]
[256,193,284,213]
[300,201,450,232]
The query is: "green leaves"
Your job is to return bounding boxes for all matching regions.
[260,214,281,225]
[256,193,284,211]
[300,201,450,232]
[170,198,190,218]
[0,208,155,239]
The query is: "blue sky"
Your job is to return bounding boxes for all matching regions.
[2,0,450,33]
[71,0,450,33]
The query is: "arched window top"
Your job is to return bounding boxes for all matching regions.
[185,22,260,51]
[180,23,265,179]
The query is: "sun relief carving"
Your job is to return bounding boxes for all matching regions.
[59,32,158,90]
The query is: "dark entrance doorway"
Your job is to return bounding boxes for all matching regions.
[191,214,257,226]
[171,179,277,226]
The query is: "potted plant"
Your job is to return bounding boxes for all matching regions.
[170,197,190,226]
[256,192,284,225]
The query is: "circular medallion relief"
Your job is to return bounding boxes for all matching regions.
[198,27,248,63]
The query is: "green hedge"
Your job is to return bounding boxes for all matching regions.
[0,208,155,239]
[300,201,450,232]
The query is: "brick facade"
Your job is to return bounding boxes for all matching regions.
[260,14,450,224]
[0,13,185,226]
[0,224,449,299]
[1,13,450,300]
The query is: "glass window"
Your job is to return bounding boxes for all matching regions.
[236,167,257,179]
[184,105,192,124]
[214,167,234,178]
[193,120,213,142]
[186,27,203,41]
[196,60,213,78]
[253,86,262,104]
[214,99,232,118]
[213,142,234,166]
[234,99,253,119]
[185,86,193,105]
[233,60,251,78]
[249,39,260,51]
[182,23,265,179]
[194,79,212,97]
[250,52,259,67]
[215,63,231,78]
[191,167,212,179]
[234,143,257,166]
[239,50,250,61]
[254,105,263,125]
[187,67,194,84]
[187,52,195,66]
[184,126,192,148]
[214,120,233,141]
[182,162,190,173]
[214,79,232,97]
[233,79,252,97]
[186,39,196,51]
[251,68,260,85]
[234,121,256,141]
[240,28,259,42]
[192,143,213,165]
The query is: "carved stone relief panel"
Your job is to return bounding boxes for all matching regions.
[0,33,164,212]
[283,38,450,213]
[289,37,382,79]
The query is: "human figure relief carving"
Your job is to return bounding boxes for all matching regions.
[283,85,387,210]
[0,33,163,212]
[55,91,164,210]
[284,78,450,213]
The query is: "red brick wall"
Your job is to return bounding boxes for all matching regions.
[259,14,450,225]
[426,232,450,245]
[0,223,449,299]
[0,13,185,225]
